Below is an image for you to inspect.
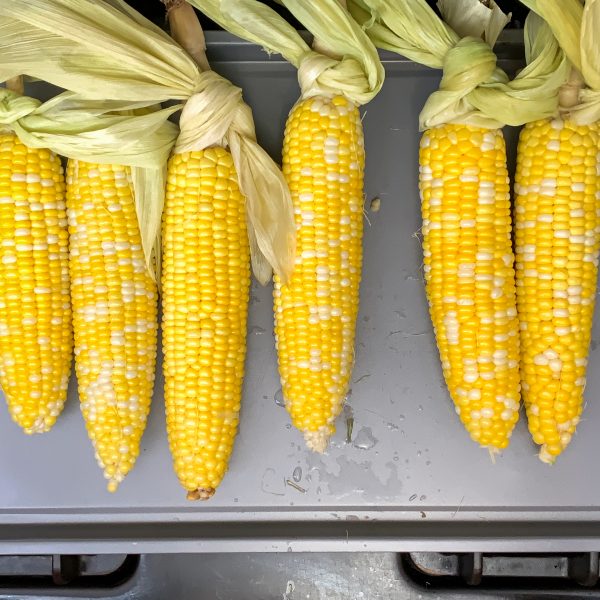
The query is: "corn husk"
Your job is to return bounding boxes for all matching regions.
[0,87,178,275]
[189,0,384,105]
[349,0,568,129]
[437,0,510,45]
[519,0,600,125]
[0,0,296,284]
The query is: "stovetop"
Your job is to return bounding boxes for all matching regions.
[2,552,600,599]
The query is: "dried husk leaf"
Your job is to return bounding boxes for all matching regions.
[0,0,296,283]
[189,0,384,105]
[351,0,568,128]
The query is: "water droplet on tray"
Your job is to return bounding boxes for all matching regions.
[352,427,378,450]
[275,388,285,407]
[409,494,417,502]
[249,326,265,335]
[292,467,302,482]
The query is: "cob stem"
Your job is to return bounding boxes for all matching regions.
[559,68,584,114]
[163,0,210,72]
[5,76,24,96]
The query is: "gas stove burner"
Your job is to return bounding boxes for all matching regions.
[0,554,138,589]
[401,552,600,595]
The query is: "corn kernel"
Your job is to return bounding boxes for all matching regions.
[420,124,521,452]
[0,132,72,434]
[515,118,600,462]
[67,159,157,491]
[274,96,364,452]
[162,147,250,499]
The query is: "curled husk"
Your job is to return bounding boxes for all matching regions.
[349,0,569,128]
[0,0,295,282]
[189,0,384,105]
[519,0,600,125]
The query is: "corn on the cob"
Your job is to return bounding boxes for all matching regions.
[67,160,157,492]
[162,147,250,500]
[0,131,71,433]
[420,124,521,451]
[515,118,600,462]
[274,95,364,452]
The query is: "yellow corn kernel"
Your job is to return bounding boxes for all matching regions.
[67,160,157,492]
[162,147,250,500]
[514,118,600,463]
[274,95,364,452]
[0,132,71,433]
[420,124,521,452]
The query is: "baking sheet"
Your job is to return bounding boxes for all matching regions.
[0,33,598,553]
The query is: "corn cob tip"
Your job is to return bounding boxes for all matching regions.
[303,427,331,453]
[186,488,216,501]
[538,447,557,465]
[107,480,119,493]
[486,447,501,464]
[21,419,53,435]
[105,469,127,493]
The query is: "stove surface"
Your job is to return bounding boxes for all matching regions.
[1,552,599,600]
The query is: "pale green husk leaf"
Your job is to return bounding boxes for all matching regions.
[519,0,600,124]
[173,70,296,284]
[438,0,510,46]
[349,0,458,68]
[189,0,384,105]
[350,0,568,128]
[0,87,178,277]
[0,0,296,283]
[517,0,583,74]
[581,0,600,92]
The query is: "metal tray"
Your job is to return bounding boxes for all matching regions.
[1,32,599,554]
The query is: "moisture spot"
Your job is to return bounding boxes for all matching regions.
[292,466,302,482]
[353,427,378,450]
[275,388,285,407]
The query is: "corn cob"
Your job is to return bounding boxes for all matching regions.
[274,95,364,452]
[514,118,600,462]
[0,131,71,433]
[67,160,157,491]
[162,147,250,500]
[420,124,521,451]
